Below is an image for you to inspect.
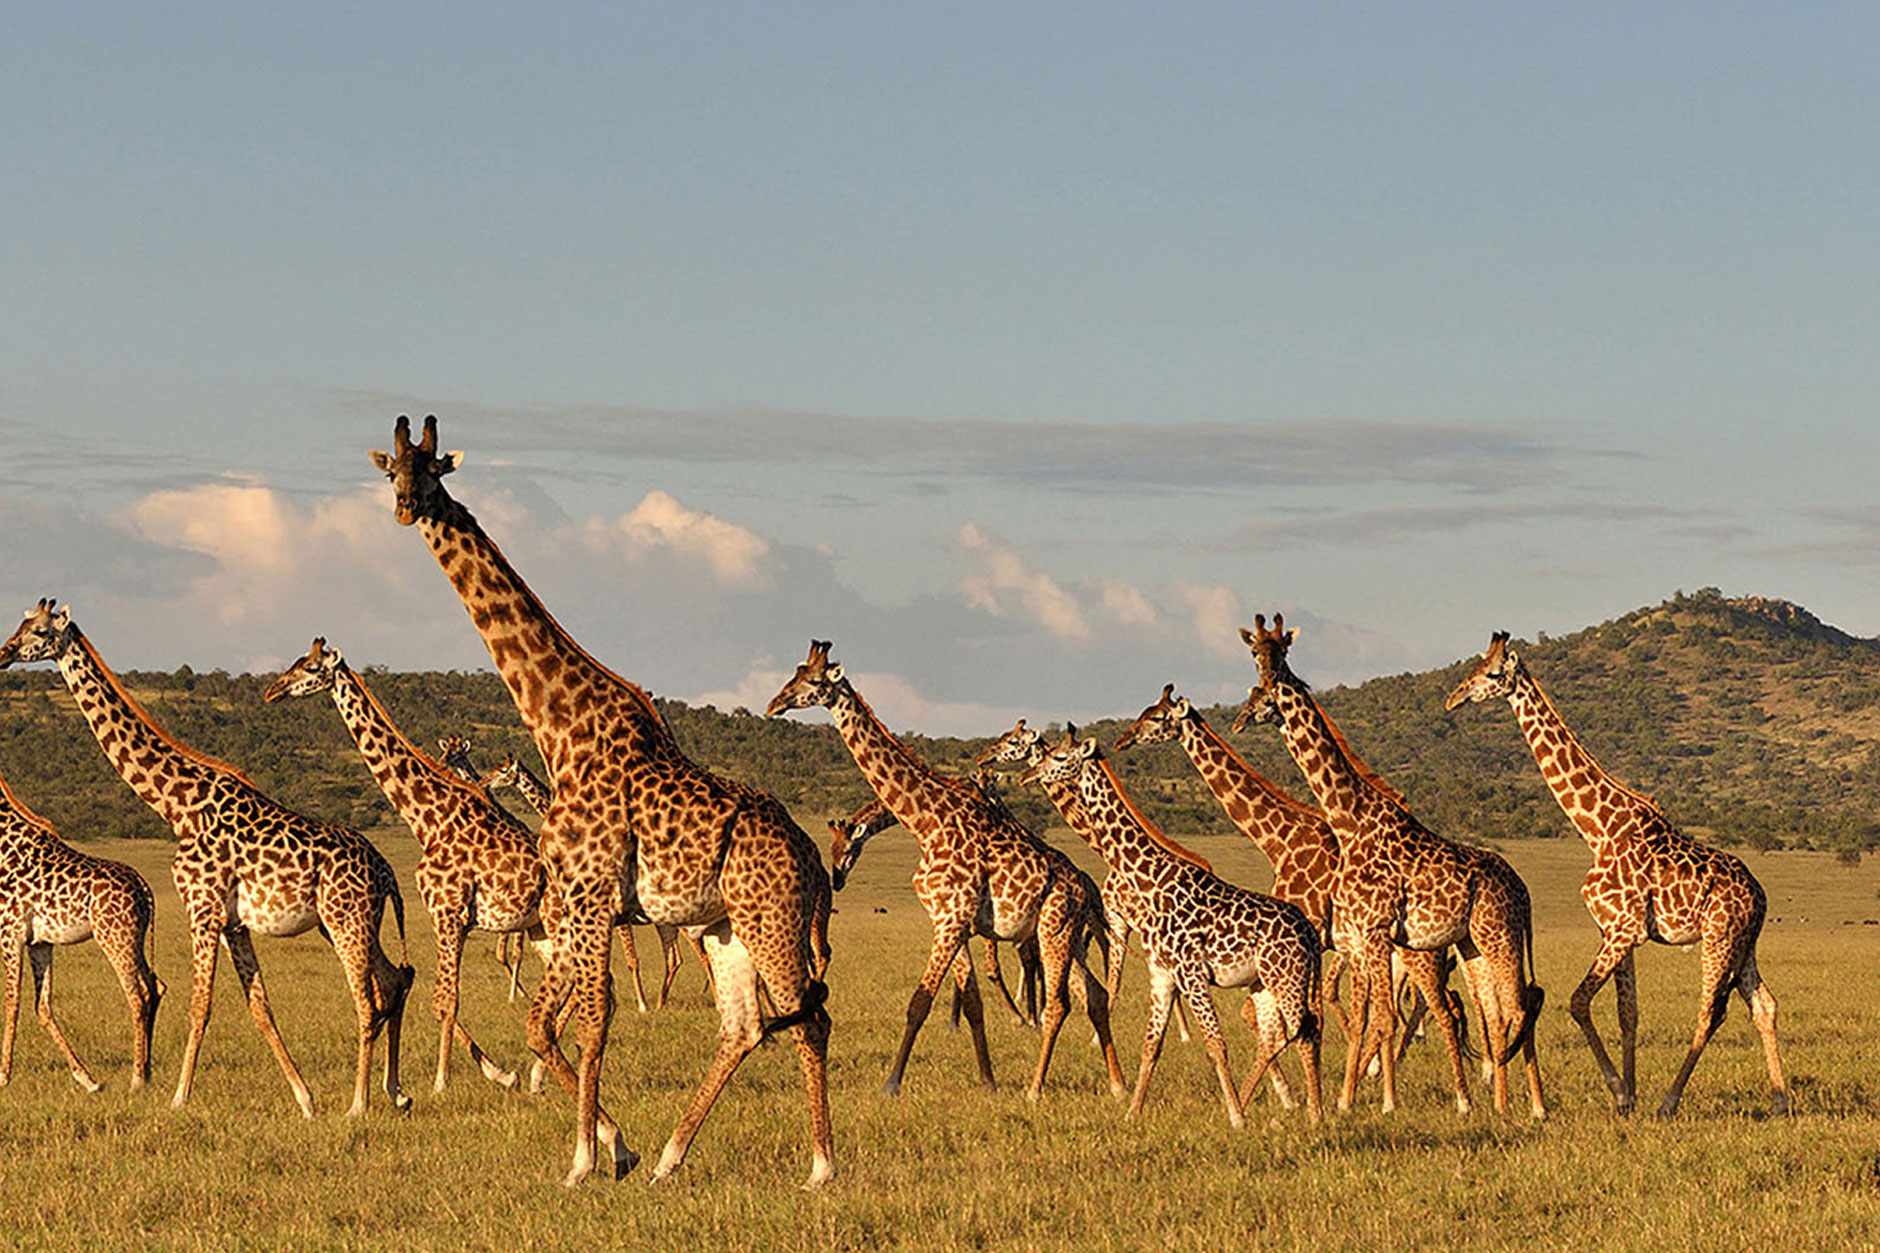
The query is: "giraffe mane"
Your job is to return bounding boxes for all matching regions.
[0,769,55,833]
[343,661,492,795]
[1308,694,1408,808]
[75,634,259,788]
[1191,709,1324,821]
[1522,666,1664,816]
[1094,757,1212,872]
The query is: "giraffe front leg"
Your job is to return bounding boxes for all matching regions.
[224,929,315,1119]
[656,923,683,1008]
[883,916,973,1095]
[555,912,630,1186]
[1569,936,1634,1113]
[616,924,650,1015]
[1128,964,1179,1119]
[170,925,220,1111]
[1179,977,1243,1129]
[0,930,22,1087]
[1613,950,1638,1113]
[651,923,764,1186]
[27,944,100,1092]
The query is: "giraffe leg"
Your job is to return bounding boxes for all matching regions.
[616,924,649,1015]
[686,930,715,999]
[1183,977,1244,1129]
[1658,926,1749,1118]
[496,932,524,1003]
[1128,964,1179,1119]
[1321,948,1352,1042]
[1613,950,1638,1110]
[97,911,160,1090]
[25,944,98,1092]
[1074,934,1126,1097]
[954,953,996,1089]
[432,916,517,1092]
[170,925,221,1111]
[1335,949,1373,1114]
[547,909,632,1187]
[1568,936,1635,1113]
[1404,949,1472,1115]
[978,937,1026,1026]
[1238,991,1296,1112]
[883,915,975,1095]
[0,928,22,1087]
[1461,951,1511,1114]
[223,929,315,1118]
[523,923,631,1178]
[1735,951,1788,1114]
[656,923,682,1008]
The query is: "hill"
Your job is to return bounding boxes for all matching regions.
[2,587,1878,851]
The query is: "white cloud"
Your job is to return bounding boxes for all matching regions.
[956,523,1091,641]
[580,490,773,589]
[1174,580,1250,659]
[1098,578,1159,628]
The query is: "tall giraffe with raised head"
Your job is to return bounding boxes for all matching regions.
[1237,613,1545,1118]
[1446,631,1786,1115]
[766,640,1125,1100]
[976,719,1197,1044]
[0,601,413,1117]
[1018,729,1323,1125]
[826,794,1045,1028]
[265,639,551,1092]
[0,760,163,1092]
[372,415,833,1188]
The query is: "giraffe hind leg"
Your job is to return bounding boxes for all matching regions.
[24,943,98,1092]
[224,929,316,1118]
[98,909,160,1089]
[1735,952,1788,1114]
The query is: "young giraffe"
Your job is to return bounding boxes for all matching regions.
[465,744,710,1011]
[1236,613,1545,1118]
[433,736,534,1003]
[766,640,1125,1100]
[975,720,1198,1046]
[264,639,552,1092]
[0,601,413,1118]
[1446,631,1786,1116]
[372,415,833,1188]
[827,792,1052,1030]
[0,760,163,1092]
[1019,729,1323,1125]
[1111,684,1464,1069]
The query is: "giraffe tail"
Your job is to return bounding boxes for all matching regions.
[761,979,831,1042]
[1498,918,1545,1068]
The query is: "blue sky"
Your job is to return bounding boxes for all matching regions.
[4,5,1878,734]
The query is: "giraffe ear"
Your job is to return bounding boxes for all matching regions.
[436,451,464,476]
[1078,736,1100,760]
[1285,627,1300,647]
[1173,697,1192,718]
[826,664,845,684]
[323,644,344,667]
[369,449,396,474]
[1238,626,1258,647]
[50,605,71,631]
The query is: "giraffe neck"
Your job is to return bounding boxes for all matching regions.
[1070,758,1201,892]
[325,660,484,851]
[1177,711,1324,864]
[1269,680,1390,839]
[415,498,666,779]
[0,768,58,849]
[55,631,225,828]
[824,683,965,848]
[511,760,554,817]
[1505,664,1655,852]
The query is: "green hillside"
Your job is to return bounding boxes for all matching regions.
[4,588,1878,851]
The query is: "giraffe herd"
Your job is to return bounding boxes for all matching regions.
[0,415,1791,1190]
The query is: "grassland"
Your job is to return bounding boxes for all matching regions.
[2,829,1877,1252]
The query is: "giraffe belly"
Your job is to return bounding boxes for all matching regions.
[233,883,321,937]
[30,912,93,946]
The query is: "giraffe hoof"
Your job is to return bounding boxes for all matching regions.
[1771,1092,1791,1117]
[73,1073,104,1094]
[880,1077,902,1096]
[613,1146,640,1181]
[393,1092,414,1114]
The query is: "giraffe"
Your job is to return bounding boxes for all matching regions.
[264,639,553,1093]
[827,792,1051,1030]
[467,744,710,1011]
[975,720,1197,1046]
[433,736,532,1002]
[1236,613,1545,1119]
[1018,729,1323,1125]
[1445,631,1787,1116]
[0,600,413,1118]
[1110,684,1464,1068]
[766,640,1125,1100]
[0,760,163,1092]
[372,415,833,1188]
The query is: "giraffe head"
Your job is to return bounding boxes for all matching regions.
[0,599,76,669]
[763,640,846,716]
[825,810,889,892]
[437,735,478,782]
[1232,612,1300,733]
[975,718,1045,771]
[480,755,523,792]
[1112,683,1192,751]
[262,637,343,703]
[1443,631,1518,711]
[1017,725,1098,790]
[368,414,464,527]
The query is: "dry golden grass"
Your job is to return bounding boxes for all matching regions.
[2,830,1878,1251]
